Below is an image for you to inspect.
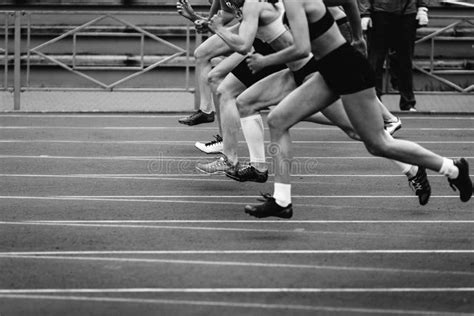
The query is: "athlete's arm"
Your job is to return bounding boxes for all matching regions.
[248,0,310,68]
[209,1,259,54]
[323,0,364,44]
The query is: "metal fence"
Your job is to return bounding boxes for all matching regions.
[0,7,472,111]
[413,14,474,93]
[1,9,201,110]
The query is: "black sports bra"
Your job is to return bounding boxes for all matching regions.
[283,7,335,40]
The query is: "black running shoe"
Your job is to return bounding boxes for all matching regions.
[448,158,473,202]
[226,164,268,183]
[244,193,293,219]
[178,110,215,126]
[408,166,431,206]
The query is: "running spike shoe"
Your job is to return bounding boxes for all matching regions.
[244,193,293,219]
[448,158,473,202]
[226,164,268,183]
[195,135,223,154]
[384,117,402,135]
[178,110,215,126]
[408,166,431,206]
[196,156,234,174]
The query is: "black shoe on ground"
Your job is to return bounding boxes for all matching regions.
[408,166,431,206]
[178,110,215,126]
[448,158,473,202]
[244,193,293,219]
[226,164,268,183]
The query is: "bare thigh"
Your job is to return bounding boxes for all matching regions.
[236,69,297,113]
[194,29,236,59]
[268,72,338,131]
[218,72,248,99]
[340,88,385,141]
[208,52,247,85]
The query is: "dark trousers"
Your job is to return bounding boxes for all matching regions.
[367,12,418,110]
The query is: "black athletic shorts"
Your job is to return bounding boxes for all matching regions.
[292,57,318,86]
[316,42,375,95]
[231,38,286,88]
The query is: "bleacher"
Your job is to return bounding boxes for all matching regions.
[0,0,472,93]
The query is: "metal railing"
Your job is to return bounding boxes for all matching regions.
[1,9,202,110]
[0,7,472,110]
[413,14,474,93]
[0,11,13,91]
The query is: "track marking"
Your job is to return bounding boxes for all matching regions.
[2,250,473,255]
[0,196,463,207]
[0,294,469,316]
[13,220,474,224]
[2,254,473,276]
[1,155,473,161]
[1,140,473,144]
[1,126,473,131]
[2,173,423,178]
[0,195,461,199]
[1,114,473,119]
[0,221,409,238]
[1,287,473,294]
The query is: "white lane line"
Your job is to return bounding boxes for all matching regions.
[0,140,473,144]
[2,254,473,276]
[0,195,460,199]
[1,288,473,294]
[0,196,250,206]
[2,250,473,255]
[1,114,472,119]
[1,174,421,178]
[1,126,473,131]
[2,155,473,161]
[0,294,468,316]
[18,220,474,224]
[0,221,403,238]
[0,115,189,118]
[0,196,462,206]
[0,174,234,183]
[0,155,390,160]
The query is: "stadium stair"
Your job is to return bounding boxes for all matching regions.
[0,0,472,92]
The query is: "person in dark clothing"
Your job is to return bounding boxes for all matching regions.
[359,0,429,111]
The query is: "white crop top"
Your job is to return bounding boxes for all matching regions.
[255,2,287,43]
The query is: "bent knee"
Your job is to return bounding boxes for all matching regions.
[236,97,252,117]
[194,45,212,61]
[363,138,391,157]
[267,112,287,131]
[208,70,223,88]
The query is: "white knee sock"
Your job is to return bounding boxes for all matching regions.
[240,114,266,165]
[273,183,291,207]
[439,158,459,179]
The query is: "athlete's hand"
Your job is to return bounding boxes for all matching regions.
[352,38,368,57]
[177,0,199,22]
[361,17,372,31]
[208,10,226,31]
[194,18,210,33]
[246,53,266,74]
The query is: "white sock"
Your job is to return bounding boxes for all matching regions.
[390,160,418,178]
[439,158,459,179]
[273,183,291,207]
[241,114,266,166]
[201,108,213,114]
